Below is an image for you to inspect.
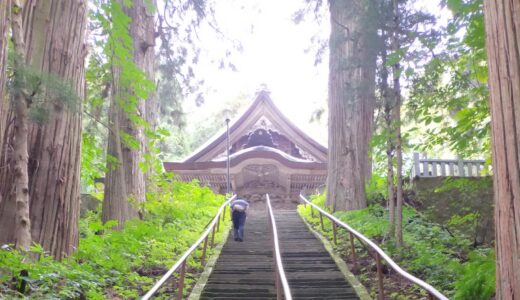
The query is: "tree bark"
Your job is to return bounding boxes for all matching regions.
[326,0,377,211]
[391,0,404,248]
[380,37,396,237]
[103,0,155,226]
[143,0,157,193]
[483,0,520,298]
[0,0,10,146]
[0,0,87,259]
[10,0,32,251]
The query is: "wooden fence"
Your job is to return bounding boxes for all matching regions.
[412,153,489,178]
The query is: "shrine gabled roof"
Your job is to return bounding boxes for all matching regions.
[180,90,327,163]
[164,145,326,171]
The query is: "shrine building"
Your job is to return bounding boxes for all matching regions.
[164,90,328,208]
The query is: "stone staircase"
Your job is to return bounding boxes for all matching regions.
[198,210,359,300]
[199,213,276,300]
[276,210,360,300]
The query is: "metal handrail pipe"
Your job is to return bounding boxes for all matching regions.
[142,194,237,300]
[299,195,448,300]
[266,194,293,300]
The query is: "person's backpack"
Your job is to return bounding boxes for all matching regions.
[233,204,246,212]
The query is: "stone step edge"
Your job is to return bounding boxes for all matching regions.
[188,222,232,300]
[297,211,372,300]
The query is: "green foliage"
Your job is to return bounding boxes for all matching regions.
[416,177,494,245]
[365,173,388,205]
[452,249,495,300]
[408,0,489,158]
[81,133,107,189]
[8,53,81,122]
[0,180,227,299]
[298,194,495,298]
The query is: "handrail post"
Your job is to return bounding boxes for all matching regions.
[332,220,337,245]
[216,214,221,232]
[210,225,216,248]
[311,206,315,218]
[376,253,384,300]
[176,260,187,300]
[201,236,209,266]
[349,232,357,271]
[319,213,324,231]
[275,263,282,300]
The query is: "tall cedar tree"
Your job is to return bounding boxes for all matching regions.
[3,0,32,250]
[326,0,377,211]
[380,29,396,237]
[102,0,156,226]
[0,0,10,146]
[391,0,404,247]
[483,0,520,297]
[0,0,87,259]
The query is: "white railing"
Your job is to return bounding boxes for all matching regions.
[299,195,449,300]
[266,194,292,300]
[412,152,488,178]
[142,195,235,300]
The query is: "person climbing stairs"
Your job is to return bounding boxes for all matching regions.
[198,210,359,300]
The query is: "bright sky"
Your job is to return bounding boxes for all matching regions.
[185,0,329,144]
[185,0,448,147]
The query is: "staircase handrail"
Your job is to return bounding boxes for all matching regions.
[142,194,236,300]
[266,194,293,300]
[299,195,448,300]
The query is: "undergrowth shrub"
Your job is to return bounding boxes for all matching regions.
[298,193,495,299]
[0,178,227,299]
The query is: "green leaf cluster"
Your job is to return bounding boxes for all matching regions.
[0,180,227,299]
[408,0,489,158]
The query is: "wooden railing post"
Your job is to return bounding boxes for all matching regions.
[210,226,216,248]
[376,253,385,300]
[201,236,209,266]
[376,252,385,300]
[216,214,221,232]
[332,221,337,245]
[319,213,324,231]
[349,232,357,271]
[177,260,187,300]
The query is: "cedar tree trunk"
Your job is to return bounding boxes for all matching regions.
[391,0,404,247]
[0,0,87,259]
[483,0,520,297]
[326,0,377,211]
[381,41,396,237]
[103,0,155,226]
[0,0,10,145]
